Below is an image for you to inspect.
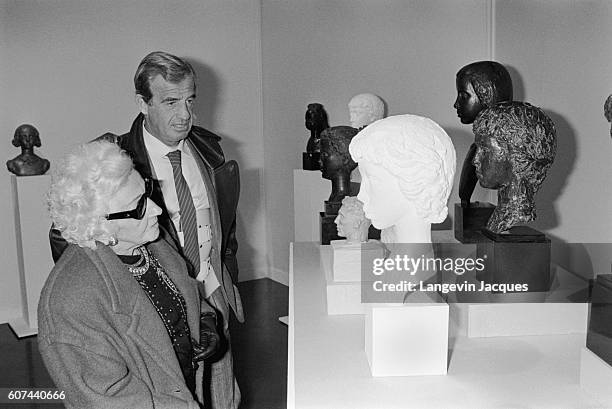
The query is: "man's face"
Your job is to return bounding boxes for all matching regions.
[473,131,513,189]
[138,74,196,147]
[453,75,484,125]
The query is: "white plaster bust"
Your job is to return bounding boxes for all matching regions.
[349,114,456,243]
[348,93,384,129]
[334,196,371,244]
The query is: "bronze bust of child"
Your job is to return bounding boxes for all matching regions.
[7,124,50,176]
[319,125,358,203]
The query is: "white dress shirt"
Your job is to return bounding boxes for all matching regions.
[143,123,220,297]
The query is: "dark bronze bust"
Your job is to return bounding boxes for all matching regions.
[305,103,329,155]
[454,61,513,206]
[473,101,556,233]
[319,125,358,203]
[6,124,50,176]
[605,94,612,138]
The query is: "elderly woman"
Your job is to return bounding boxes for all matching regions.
[38,140,219,409]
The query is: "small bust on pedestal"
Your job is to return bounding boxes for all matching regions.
[6,124,50,176]
[604,94,612,139]
[472,101,557,293]
[348,93,385,185]
[318,125,359,244]
[330,196,384,281]
[303,103,329,171]
[334,196,371,244]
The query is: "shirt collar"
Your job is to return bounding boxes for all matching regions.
[142,122,191,159]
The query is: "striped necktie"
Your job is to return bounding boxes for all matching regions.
[167,150,200,277]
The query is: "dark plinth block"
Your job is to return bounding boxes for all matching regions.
[302,152,320,171]
[454,202,495,243]
[320,212,342,245]
[587,274,612,366]
[324,200,342,215]
[476,226,551,293]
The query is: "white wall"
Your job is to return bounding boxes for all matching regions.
[261,0,491,283]
[495,0,612,275]
[0,0,266,322]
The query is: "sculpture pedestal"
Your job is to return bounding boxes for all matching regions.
[476,226,551,292]
[302,152,320,171]
[331,240,385,282]
[8,174,54,337]
[586,274,612,365]
[365,298,449,377]
[580,347,612,404]
[454,202,495,243]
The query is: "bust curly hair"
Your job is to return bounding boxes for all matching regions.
[349,114,456,224]
[473,101,557,232]
[47,140,134,249]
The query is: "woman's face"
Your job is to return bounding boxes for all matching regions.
[106,171,162,254]
[356,160,410,229]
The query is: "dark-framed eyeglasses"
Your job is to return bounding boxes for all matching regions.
[105,178,154,220]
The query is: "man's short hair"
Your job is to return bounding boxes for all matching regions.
[134,51,196,103]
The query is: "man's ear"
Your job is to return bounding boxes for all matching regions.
[136,94,149,116]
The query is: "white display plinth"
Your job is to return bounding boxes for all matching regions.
[9,174,54,337]
[331,239,384,282]
[579,347,612,405]
[365,297,449,377]
[449,265,589,338]
[293,169,330,242]
[321,245,364,315]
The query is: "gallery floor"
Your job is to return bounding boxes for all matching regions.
[0,278,288,409]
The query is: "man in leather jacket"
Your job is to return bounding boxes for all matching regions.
[49,51,243,409]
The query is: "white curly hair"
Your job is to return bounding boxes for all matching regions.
[47,140,134,249]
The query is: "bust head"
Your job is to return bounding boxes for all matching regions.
[454,61,513,124]
[473,101,557,232]
[605,94,612,138]
[320,126,358,180]
[348,93,384,129]
[13,124,41,150]
[349,115,456,242]
[305,103,329,133]
[334,196,371,244]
